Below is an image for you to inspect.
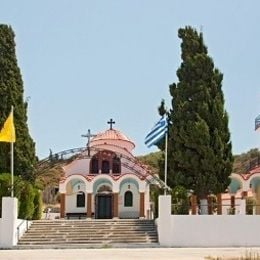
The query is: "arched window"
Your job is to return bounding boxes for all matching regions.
[124,191,133,207]
[112,156,121,174]
[77,192,85,207]
[91,158,99,174]
[102,160,110,173]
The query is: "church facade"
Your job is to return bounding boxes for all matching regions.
[59,120,154,219]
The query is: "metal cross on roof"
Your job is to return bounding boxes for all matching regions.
[81,129,96,156]
[107,118,115,130]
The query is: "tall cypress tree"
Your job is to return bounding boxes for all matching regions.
[163,26,233,203]
[0,24,36,181]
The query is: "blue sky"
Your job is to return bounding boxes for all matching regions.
[1,1,260,159]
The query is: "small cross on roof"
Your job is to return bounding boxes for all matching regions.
[107,118,115,130]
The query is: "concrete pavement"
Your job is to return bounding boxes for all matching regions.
[1,248,260,260]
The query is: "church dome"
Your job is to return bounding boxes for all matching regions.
[90,128,135,151]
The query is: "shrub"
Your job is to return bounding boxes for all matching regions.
[171,185,189,215]
[32,189,43,220]
[18,182,35,219]
[0,173,43,220]
[0,173,11,217]
[246,197,256,215]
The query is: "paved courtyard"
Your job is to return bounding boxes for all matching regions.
[1,248,260,260]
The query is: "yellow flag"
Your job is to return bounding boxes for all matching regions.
[0,111,16,142]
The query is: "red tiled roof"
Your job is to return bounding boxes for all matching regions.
[91,129,135,148]
[238,165,260,180]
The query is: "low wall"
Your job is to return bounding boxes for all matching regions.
[166,215,260,247]
[16,219,31,242]
[158,195,260,247]
[0,218,30,248]
[157,195,260,247]
[0,198,32,248]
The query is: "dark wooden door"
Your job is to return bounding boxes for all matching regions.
[96,195,112,219]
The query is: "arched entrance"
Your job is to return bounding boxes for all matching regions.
[95,185,113,219]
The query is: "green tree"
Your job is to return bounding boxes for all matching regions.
[162,27,233,211]
[0,24,36,181]
[137,151,163,175]
[233,148,260,173]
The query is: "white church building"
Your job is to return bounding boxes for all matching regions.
[59,120,155,219]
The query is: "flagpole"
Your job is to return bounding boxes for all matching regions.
[11,106,14,197]
[164,130,168,195]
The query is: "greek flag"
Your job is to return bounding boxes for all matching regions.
[255,114,260,131]
[145,117,168,148]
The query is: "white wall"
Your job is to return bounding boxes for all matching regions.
[65,193,87,213]
[157,195,172,246]
[0,218,30,248]
[0,200,32,248]
[64,159,89,176]
[163,215,260,247]
[158,195,260,247]
[0,197,17,247]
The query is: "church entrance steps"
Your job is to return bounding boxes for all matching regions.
[15,243,161,250]
[17,219,158,248]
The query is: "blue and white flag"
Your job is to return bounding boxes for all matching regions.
[255,114,260,131]
[145,117,168,148]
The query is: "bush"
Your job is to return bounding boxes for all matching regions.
[0,173,11,217]
[0,173,43,220]
[32,189,43,220]
[18,182,35,220]
[246,197,256,215]
[171,185,189,215]
[150,185,163,218]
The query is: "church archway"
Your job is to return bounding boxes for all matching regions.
[249,176,260,193]
[65,178,87,213]
[119,178,139,218]
[228,178,242,194]
[249,176,260,215]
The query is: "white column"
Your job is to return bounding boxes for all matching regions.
[240,199,246,215]
[158,195,171,246]
[0,197,18,247]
